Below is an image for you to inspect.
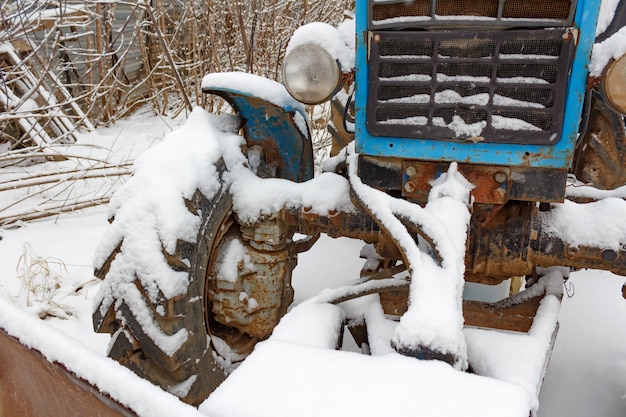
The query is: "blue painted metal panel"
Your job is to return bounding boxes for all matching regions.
[203,88,314,182]
[354,0,602,169]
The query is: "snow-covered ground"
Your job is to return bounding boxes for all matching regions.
[0,111,625,416]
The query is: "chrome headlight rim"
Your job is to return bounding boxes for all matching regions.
[602,54,626,116]
[282,43,342,105]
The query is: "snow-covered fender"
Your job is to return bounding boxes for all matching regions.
[202,72,314,182]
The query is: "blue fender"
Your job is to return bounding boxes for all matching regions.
[202,73,314,183]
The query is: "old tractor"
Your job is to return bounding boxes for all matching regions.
[93,0,626,414]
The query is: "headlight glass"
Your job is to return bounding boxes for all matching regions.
[603,54,626,115]
[282,43,341,105]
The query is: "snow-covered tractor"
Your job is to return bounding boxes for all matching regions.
[93,0,626,414]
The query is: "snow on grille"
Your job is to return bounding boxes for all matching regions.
[367,30,574,143]
[369,0,575,29]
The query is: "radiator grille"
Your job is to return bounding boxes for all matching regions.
[370,0,575,28]
[367,30,575,144]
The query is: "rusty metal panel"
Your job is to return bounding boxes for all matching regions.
[463,297,542,333]
[400,160,567,205]
[0,328,135,417]
[376,285,547,333]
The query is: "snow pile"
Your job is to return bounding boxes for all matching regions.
[201,338,531,417]
[433,115,487,138]
[220,266,563,416]
[270,301,346,349]
[492,115,542,132]
[337,17,356,52]
[590,27,626,75]
[542,198,626,251]
[465,270,564,414]
[202,72,306,115]
[565,182,626,200]
[225,167,356,224]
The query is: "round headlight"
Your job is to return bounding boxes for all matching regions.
[602,54,626,115]
[282,43,341,105]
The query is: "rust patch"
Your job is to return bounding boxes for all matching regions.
[463,296,542,333]
[377,284,548,333]
[401,160,566,205]
[402,161,509,204]
[0,329,134,417]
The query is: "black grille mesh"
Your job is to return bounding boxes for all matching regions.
[367,30,574,144]
[435,0,500,17]
[369,0,575,28]
[372,0,431,22]
[502,0,571,19]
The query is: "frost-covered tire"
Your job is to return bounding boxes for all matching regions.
[93,162,241,405]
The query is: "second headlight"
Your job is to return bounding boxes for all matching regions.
[602,54,626,115]
[282,43,342,105]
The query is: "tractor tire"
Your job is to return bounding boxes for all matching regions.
[93,168,228,405]
[93,159,285,405]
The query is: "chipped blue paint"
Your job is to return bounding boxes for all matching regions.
[204,88,314,182]
[354,0,602,169]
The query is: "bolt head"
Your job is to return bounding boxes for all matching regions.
[494,172,507,183]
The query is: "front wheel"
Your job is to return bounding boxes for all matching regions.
[93,158,295,405]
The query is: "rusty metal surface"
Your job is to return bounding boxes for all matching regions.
[466,198,626,284]
[329,88,355,157]
[0,328,134,417]
[288,207,379,242]
[573,96,626,190]
[373,284,547,333]
[401,160,567,205]
[465,201,536,284]
[209,214,296,339]
[531,231,626,276]
[209,243,293,338]
[463,297,542,333]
